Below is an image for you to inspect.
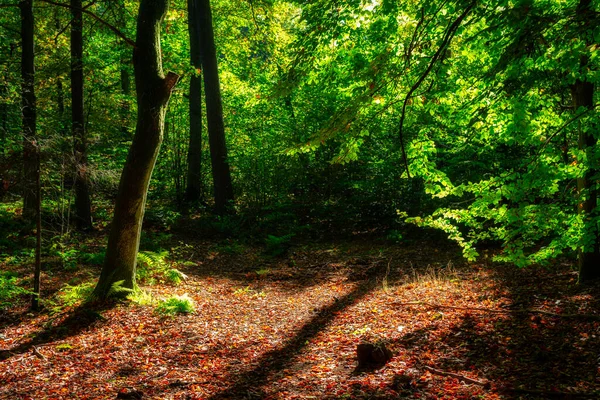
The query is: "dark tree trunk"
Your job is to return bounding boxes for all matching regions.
[20,0,37,221]
[120,58,131,138]
[197,0,234,214]
[31,146,41,310]
[71,0,93,230]
[0,79,7,145]
[574,0,600,283]
[93,0,178,299]
[185,0,203,203]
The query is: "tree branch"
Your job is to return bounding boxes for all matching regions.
[423,366,489,387]
[38,0,135,47]
[397,1,477,178]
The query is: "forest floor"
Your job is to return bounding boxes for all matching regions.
[1,230,600,399]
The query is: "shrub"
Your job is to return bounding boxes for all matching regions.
[0,271,30,308]
[155,294,195,315]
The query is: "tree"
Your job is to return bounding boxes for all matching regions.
[573,0,599,283]
[93,0,179,298]
[18,0,41,310]
[185,0,204,203]
[197,0,234,214]
[20,0,36,221]
[71,0,93,230]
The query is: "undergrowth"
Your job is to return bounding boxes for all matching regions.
[137,251,187,285]
[155,294,195,315]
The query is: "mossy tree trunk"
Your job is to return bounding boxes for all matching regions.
[93,0,179,299]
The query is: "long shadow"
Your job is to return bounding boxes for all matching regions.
[405,263,600,397]
[0,302,109,361]
[173,233,465,296]
[204,267,385,399]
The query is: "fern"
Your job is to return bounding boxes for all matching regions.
[127,288,154,306]
[155,294,195,315]
[107,280,134,298]
[57,281,95,307]
[137,250,185,285]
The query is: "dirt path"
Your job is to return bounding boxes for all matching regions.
[1,239,599,399]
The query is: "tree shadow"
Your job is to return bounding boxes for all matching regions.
[0,302,110,362]
[203,268,385,399]
[173,233,465,295]
[374,262,600,398]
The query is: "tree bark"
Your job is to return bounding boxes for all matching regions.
[31,144,41,310]
[20,0,37,221]
[71,0,93,230]
[574,0,600,283]
[120,56,131,138]
[93,0,178,299]
[197,0,234,214]
[0,78,7,145]
[185,0,203,203]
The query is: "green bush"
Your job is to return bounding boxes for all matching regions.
[57,281,95,307]
[155,294,195,315]
[0,271,30,308]
[137,250,186,285]
[264,233,294,257]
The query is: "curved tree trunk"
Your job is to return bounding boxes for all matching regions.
[185,0,204,203]
[71,0,93,230]
[574,0,600,283]
[93,0,179,299]
[21,0,37,221]
[197,0,234,214]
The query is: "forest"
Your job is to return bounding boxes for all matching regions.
[1,0,600,398]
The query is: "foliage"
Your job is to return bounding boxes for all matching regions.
[127,288,155,306]
[0,271,30,309]
[264,233,294,257]
[137,250,187,285]
[107,280,134,299]
[56,281,95,308]
[155,294,196,315]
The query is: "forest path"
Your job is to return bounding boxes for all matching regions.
[1,237,599,399]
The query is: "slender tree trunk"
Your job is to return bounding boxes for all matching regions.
[93,0,178,299]
[574,0,600,283]
[185,0,203,203]
[197,0,234,214]
[120,56,131,138]
[31,145,41,310]
[0,78,7,145]
[20,0,37,221]
[71,0,93,230]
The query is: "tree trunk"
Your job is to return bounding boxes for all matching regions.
[574,0,600,283]
[120,56,131,139]
[197,0,234,214]
[185,0,203,203]
[31,145,41,311]
[20,0,37,221]
[93,0,179,299]
[71,0,93,230]
[0,78,7,145]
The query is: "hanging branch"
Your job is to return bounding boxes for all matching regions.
[397,0,477,178]
[38,0,135,47]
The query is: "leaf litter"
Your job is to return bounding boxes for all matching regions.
[1,237,599,399]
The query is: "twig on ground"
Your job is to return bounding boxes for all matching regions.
[501,387,600,398]
[423,366,489,387]
[392,301,600,320]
